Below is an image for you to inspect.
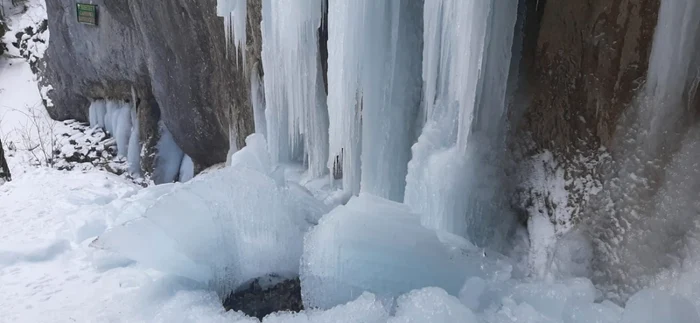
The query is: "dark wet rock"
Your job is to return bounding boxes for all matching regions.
[223,276,303,320]
[0,138,11,183]
[519,0,660,151]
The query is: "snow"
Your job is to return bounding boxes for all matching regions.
[390,288,478,323]
[0,169,141,322]
[621,289,700,323]
[265,293,389,323]
[229,133,274,174]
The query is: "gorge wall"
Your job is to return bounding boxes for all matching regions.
[40,0,662,178]
[42,0,255,170]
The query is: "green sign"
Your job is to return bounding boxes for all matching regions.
[77,3,98,25]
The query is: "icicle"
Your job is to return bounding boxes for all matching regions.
[179,155,195,182]
[128,108,141,176]
[251,64,267,138]
[153,122,185,184]
[226,123,239,166]
[88,100,98,127]
[114,102,132,157]
[642,0,700,144]
[327,0,423,201]
[94,100,106,128]
[262,0,329,178]
[404,0,519,248]
[327,0,365,196]
[217,0,247,67]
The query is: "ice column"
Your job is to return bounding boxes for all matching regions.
[251,65,267,138]
[327,0,423,201]
[153,122,186,184]
[404,0,518,248]
[261,0,329,178]
[642,0,700,144]
[127,108,141,176]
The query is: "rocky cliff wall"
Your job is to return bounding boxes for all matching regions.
[518,0,660,152]
[43,0,254,169]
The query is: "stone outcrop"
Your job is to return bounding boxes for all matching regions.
[42,0,255,169]
[519,0,660,152]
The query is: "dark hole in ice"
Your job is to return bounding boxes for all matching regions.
[222,276,303,320]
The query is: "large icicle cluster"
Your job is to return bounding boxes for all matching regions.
[214,0,520,245]
[87,100,194,183]
[326,0,423,201]
[261,0,329,178]
[88,100,138,170]
[217,0,247,64]
[404,0,519,248]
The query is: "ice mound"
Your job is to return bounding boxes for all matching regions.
[300,193,511,309]
[389,287,478,323]
[95,135,330,294]
[264,293,389,323]
[621,289,700,323]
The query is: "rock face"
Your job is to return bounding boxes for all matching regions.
[0,138,10,184]
[519,0,660,151]
[42,0,254,168]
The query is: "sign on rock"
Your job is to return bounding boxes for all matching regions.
[77,3,98,25]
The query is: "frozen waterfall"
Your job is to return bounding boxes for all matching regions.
[87,99,193,183]
[261,0,329,178]
[404,0,519,248]
[216,0,520,245]
[326,0,423,202]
